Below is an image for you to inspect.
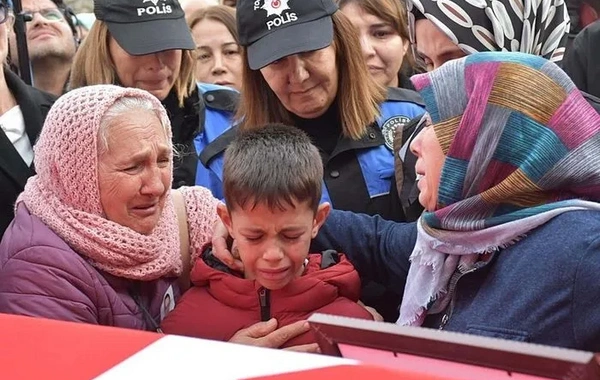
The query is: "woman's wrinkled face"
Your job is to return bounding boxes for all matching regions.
[415,18,466,71]
[108,36,182,101]
[97,110,172,235]
[259,45,338,119]
[341,3,407,88]
[192,18,243,91]
[410,118,445,211]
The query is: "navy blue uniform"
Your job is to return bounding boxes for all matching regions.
[196,87,425,221]
[162,83,238,189]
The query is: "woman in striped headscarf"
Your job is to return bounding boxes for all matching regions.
[395,0,600,224]
[306,52,600,351]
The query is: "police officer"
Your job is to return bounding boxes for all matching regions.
[69,0,238,189]
[198,0,425,222]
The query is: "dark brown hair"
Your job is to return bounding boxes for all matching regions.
[223,124,323,212]
[236,11,385,140]
[338,0,417,74]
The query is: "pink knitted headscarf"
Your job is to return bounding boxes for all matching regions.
[18,85,182,281]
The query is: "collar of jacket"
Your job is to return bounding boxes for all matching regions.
[5,69,55,147]
[191,249,360,313]
[0,70,55,187]
[386,86,425,107]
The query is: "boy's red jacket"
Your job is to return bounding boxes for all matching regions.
[161,250,373,347]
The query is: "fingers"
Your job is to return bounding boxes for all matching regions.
[259,320,311,348]
[211,221,244,271]
[366,306,384,322]
[229,318,279,344]
[284,343,321,354]
[211,235,234,266]
[244,318,279,339]
[356,301,384,322]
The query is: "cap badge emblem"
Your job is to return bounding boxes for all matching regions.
[261,0,290,17]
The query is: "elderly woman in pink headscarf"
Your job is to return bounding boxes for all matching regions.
[0,85,215,329]
[0,85,317,351]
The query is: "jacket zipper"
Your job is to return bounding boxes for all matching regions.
[438,257,495,330]
[258,287,271,322]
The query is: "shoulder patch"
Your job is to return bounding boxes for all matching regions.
[202,89,239,113]
[381,116,410,150]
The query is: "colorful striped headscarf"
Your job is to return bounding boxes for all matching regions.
[407,0,570,63]
[398,52,600,326]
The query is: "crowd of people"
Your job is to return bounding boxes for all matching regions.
[0,0,600,357]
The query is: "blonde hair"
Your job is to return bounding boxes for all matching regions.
[69,20,197,107]
[236,11,385,140]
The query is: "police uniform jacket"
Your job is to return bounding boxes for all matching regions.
[162,83,238,189]
[196,87,425,221]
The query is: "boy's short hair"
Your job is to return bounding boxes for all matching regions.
[223,124,323,212]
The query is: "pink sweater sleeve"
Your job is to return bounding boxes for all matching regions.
[178,186,220,265]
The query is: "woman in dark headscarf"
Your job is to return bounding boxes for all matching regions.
[407,0,570,70]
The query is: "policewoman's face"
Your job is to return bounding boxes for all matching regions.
[192,18,243,91]
[259,45,338,119]
[108,36,182,101]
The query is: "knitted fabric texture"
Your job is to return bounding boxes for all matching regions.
[18,85,182,281]
[179,186,220,265]
[398,52,600,326]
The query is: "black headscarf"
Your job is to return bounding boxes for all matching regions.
[407,0,570,63]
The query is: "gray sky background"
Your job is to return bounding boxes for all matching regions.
[65,0,93,13]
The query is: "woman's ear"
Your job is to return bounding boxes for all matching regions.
[311,202,331,238]
[402,37,410,56]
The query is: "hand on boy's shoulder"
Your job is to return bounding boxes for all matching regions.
[211,221,244,272]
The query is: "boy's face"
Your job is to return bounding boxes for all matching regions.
[217,200,330,290]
